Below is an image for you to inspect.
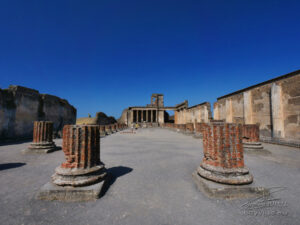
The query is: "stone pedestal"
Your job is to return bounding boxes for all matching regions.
[23,121,57,154]
[196,123,253,185]
[185,123,194,135]
[99,125,106,137]
[37,125,108,201]
[242,124,263,150]
[105,125,112,135]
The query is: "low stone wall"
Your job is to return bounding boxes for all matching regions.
[0,85,76,141]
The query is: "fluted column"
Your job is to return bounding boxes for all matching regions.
[242,124,263,150]
[23,121,57,153]
[52,125,106,186]
[196,123,253,184]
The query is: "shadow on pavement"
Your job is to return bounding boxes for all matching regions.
[100,166,133,197]
[0,162,26,171]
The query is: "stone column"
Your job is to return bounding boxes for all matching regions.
[196,123,253,184]
[23,121,57,153]
[137,110,140,123]
[271,83,285,138]
[130,110,134,124]
[146,110,149,122]
[242,124,263,150]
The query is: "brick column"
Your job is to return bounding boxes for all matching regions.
[52,125,106,187]
[24,121,57,153]
[196,123,253,184]
[242,124,263,150]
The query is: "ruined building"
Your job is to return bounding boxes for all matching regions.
[119,94,212,125]
[213,70,300,146]
[0,85,76,141]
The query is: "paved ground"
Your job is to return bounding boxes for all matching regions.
[0,128,300,225]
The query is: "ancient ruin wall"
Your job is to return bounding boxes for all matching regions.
[213,70,300,144]
[175,102,211,125]
[0,85,76,141]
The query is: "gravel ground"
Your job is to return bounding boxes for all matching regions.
[0,128,299,225]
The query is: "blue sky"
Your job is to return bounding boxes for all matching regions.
[0,0,299,118]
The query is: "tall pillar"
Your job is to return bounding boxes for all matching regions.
[243,91,253,124]
[195,123,253,184]
[23,121,57,153]
[271,83,285,138]
[130,110,134,124]
[146,110,149,122]
[225,99,233,123]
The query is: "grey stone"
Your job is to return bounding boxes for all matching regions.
[37,174,110,202]
[192,171,269,199]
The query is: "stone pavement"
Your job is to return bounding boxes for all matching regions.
[0,128,299,225]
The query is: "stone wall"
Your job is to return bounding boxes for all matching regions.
[175,102,211,126]
[0,85,76,141]
[213,70,300,145]
[77,112,117,125]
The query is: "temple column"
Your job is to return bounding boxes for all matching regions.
[146,110,149,122]
[137,110,140,123]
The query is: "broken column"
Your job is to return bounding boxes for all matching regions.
[185,123,194,135]
[196,123,253,184]
[38,125,108,201]
[242,124,263,150]
[23,121,57,153]
[99,125,106,137]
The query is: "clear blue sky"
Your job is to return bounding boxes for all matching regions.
[1,0,299,118]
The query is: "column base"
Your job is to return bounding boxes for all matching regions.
[243,142,264,150]
[22,142,60,154]
[192,171,268,199]
[52,164,107,187]
[36,173,111,202]
[197,164,253,185]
